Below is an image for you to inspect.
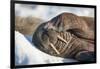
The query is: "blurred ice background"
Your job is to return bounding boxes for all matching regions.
[15,4,94,21]
[15,3,94,65]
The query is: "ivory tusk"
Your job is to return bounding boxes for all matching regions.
[57,34,73,47]
[49,34,73,55]
[57,35,68,44]
[49,43,60,55]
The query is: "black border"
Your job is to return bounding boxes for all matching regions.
[10,0,97,69]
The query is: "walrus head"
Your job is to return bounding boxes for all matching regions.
[32,12,95,62]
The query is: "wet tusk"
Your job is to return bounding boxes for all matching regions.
[57,35,68,44]
[57,34,73,47]
[49,43,60,55]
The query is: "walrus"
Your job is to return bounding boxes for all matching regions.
[32,12,95,62]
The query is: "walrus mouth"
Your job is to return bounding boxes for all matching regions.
[49,33,73,55]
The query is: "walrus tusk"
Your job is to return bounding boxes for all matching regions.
[49,34,73,55]
[57,34,73,53]
[57,35,68,44]
[49,43,60,55]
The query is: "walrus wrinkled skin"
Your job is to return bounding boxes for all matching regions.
[32,12,95,62]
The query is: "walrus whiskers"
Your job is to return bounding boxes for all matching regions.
[57,33,73,53]
[57,34,73,45]
[49,34,73,55]
[57,35,68,44]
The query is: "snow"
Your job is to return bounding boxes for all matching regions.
[15,31,77,65]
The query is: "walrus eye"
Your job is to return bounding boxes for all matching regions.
[67,29,80,36]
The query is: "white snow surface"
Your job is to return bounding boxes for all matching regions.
[15,31,77,65]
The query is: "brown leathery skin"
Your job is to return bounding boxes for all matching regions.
[32,12,95,61]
